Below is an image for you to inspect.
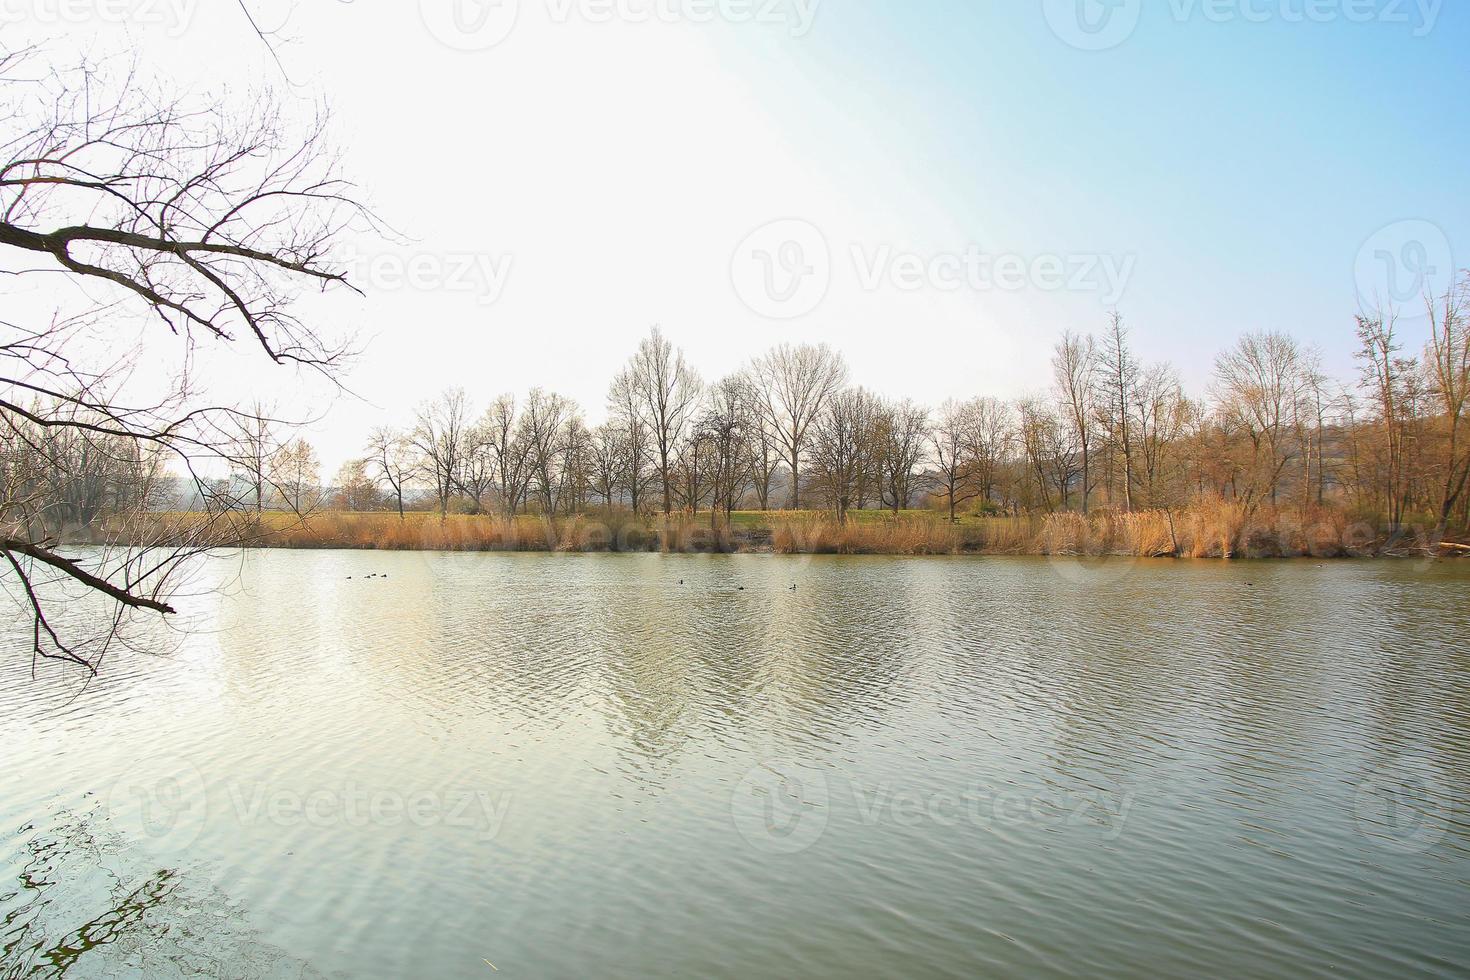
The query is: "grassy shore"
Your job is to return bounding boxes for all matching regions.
[98,504,1468,559]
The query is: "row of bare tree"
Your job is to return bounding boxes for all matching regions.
[328,282,1470,537]
[350,332,847,523]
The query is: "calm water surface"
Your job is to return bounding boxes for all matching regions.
[2,552,1468,978]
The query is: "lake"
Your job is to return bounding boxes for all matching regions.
[2,551,1468,978]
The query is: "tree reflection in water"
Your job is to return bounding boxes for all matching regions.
[0,805,331,979]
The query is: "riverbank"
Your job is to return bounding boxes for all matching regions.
[94,507,1469,559]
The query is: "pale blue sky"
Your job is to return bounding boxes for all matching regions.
[717,0,1468,379]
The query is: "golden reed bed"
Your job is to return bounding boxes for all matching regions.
[93,504,1465,559]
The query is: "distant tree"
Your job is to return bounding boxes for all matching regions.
[558,416,593,515]
[1134,363,1189,509]
[876,398,929,515]
[931,399,981,524]
[588,422,629,509]
[1017,397,1077,513]
[810,387,878,524]
[366,427,413,519]
[332,459,380,512]
[269,438,321,514]
[459,413,500,516]
[1424,274,1470,536]
[607,368,656,515]
[1298,348,1333,508]
[967,397,1013,511]
[746,404,783,511]
[624,327,702,514]
[1355,307,1411,527]
[1053,331,1098,513]
[412,389,470,518]
[701,375,755,526]
[750,343,848,509]
[229,403,279,514]
[521,388,578,516]
[483,395,532,517]
[1096,312,1139,510]
[1214,331,1303,515]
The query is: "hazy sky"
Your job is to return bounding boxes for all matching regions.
[5,1,1468,474]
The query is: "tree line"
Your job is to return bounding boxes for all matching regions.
[308,287,1470,539]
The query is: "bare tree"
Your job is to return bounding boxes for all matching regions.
[750,343,848,509]
[1053,331,1097,513]
[229,403,278,514]
[268,438,320,514]
[557,416,593,516]
[366,427,412,519]
[1133,363,1189,509]
[809,387,878,524]
[1017,397,1078,513]
[876,398,929,515]
[967,397,1013,511]
[624,327,702,514]
[746,406,782,511]
[412,389,470,518]
[332,458,380,512]
[588,422,628,509]
[521,388,578,516]
[0,52,366,671]
[607,367,656,516]
[1214,331,1304,513]
[932,399,980,524]
[483,395,531,517]
[458,413,500,516]
[1425,274,1470,536]
[1356,308,1410,527]
[673,427,715,517]
[1096,312,1139,510]
[702,375,754,527]
[1298,348,1333,508]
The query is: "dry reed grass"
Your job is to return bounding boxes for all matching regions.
[770,514,961,555]
[93,502,1458,558]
